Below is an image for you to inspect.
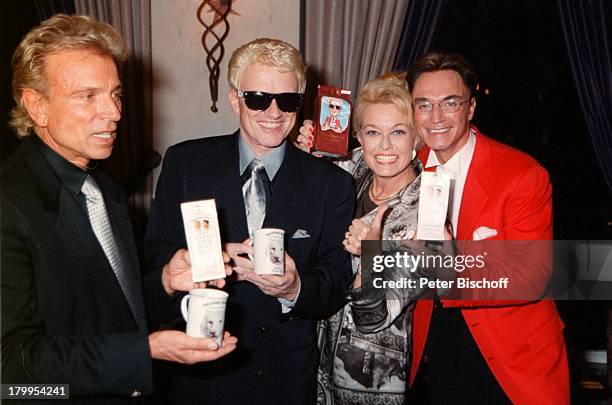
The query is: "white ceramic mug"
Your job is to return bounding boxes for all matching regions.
[180,288,228,345]
[252,228,285,275]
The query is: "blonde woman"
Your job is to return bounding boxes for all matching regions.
[298,72,447,404]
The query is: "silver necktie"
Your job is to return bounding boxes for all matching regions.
[81,175,138,321]
[243,158,267,237]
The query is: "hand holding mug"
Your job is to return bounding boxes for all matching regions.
[181,288,229,346]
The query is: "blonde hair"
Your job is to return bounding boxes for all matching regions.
[353,71,415,133]
[227,38,306,93]
[10,14,127,137]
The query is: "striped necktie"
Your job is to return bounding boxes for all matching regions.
[81,175,141,325]
[242,158,268,237]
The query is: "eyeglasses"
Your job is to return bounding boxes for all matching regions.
[413,98,472,115]
[236,90,304,112]
[329,104,341,110]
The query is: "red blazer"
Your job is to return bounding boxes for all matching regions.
[412,127,569,404]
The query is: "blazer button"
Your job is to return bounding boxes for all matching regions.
[260,326,268,335]
[256,370,264,378]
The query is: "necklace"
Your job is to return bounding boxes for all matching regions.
[368,169,417,202]
[368,185,401,202]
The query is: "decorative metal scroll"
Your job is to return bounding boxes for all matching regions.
[196,0,233,112]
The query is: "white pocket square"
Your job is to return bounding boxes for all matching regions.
[292,229,310,239]
[472,226,498,240]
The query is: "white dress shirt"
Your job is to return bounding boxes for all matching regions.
[425,130,477,238]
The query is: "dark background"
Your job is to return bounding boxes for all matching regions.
[431,1,612,401]
[0,1,38,160]
[432,0,612,241]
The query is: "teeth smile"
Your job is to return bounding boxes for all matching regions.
[93,132,112,139]
[429,128,450,134]
[375,155,398,162]
[260,122,281,129]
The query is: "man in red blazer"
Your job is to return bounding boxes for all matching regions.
[407,51,569,404]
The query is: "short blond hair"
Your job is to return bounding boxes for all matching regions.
[227,38,306,93]
[353,71,414,132]
[10,14,127,137]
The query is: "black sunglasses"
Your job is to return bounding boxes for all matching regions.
[329,104,342,110]
[237,90,304,112]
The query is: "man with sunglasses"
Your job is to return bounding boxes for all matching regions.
[407,51,569,404]
[145,38,354,404]
[321,97,344,133]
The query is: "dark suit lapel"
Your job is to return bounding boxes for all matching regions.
[457,131,491,240]
[20,139,143,330]
[21,138,62,215]
[264,144,308,238]
[209,136,309,241]
[55,188,113,274]
[23,141,108,271]
[210,133,250,242]
[102,182,148,332]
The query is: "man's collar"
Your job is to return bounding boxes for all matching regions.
[33,136,89,195]
[238,133,286,180]
[425,128,476,174]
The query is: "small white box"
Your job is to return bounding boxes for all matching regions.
[180,199,226,282]
[417,171,451,240]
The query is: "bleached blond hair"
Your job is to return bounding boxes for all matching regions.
[228,38,306,93]
[10,14,127,137]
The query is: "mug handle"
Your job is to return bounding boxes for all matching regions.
[247,238,254,262]
[180,295,190,322]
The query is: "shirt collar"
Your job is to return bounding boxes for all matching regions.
[238,134,286,180]
[425,128,476,177]
[33,136,89,195]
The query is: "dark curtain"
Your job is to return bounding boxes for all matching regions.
[557,2,612,397]
[557,0,612,192]
[33,0,75,20]
[73,1,158,197]
[393,0,446,70]
[73,0,157,256]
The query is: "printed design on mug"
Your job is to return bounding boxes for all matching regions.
[269,245,283,266]
[200,312,224,341]
[263,230,284,274]
[320,96,350,133]
[181,289,228,346]
[253,229,285,275]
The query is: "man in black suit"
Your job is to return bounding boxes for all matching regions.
[145,38,355,404]
[1,14,236,403]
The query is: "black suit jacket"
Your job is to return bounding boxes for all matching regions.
[1,138,153,403]
[144,133,355,404]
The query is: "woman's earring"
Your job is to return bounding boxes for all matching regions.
[412,149,416,160]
